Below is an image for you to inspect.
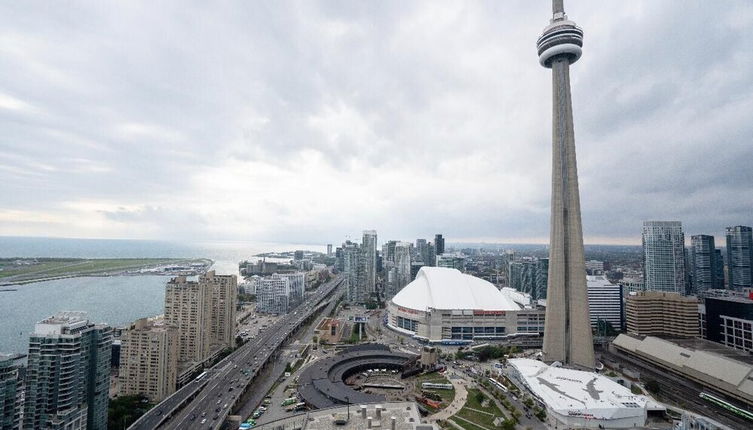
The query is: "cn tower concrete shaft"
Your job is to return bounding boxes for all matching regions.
[538,0,594,369]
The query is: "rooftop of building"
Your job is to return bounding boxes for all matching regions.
[34,311,91,335]
[587,275,618,288]
[391,267,521,311]
[508,358,656,420]
[705,295,753,305]
[251,401,435,430]
[614,333,753,366]
[613,335,753,403]
[38,311,88,324]
[627,291,698,301]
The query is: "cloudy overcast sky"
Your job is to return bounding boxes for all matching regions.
[1,1,751,246]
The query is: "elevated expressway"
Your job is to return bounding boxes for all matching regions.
[129,275,345,430]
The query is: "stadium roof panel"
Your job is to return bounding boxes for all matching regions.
[508,358,652,421]
[391,267,521,312]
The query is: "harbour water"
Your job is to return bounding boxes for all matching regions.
[0,236,324,355]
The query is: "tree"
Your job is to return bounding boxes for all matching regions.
[475,390,485,404]
[235,335,244,347]
[501,418,516,430]
[534,407,547,421]
[108,394,152,429]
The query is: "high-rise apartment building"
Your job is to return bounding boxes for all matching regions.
[23,312,112,430]
[334,246,344,271]
[360,230,378,298]
[200,271,237,350]
[714,249,725,289]
[508,258,549,301]
[538,0,594,369]
[384,240,397,264]
[269,272,305,310]
[535,258,549,299]
[0,354,20,430]
[626,291,698,338]
[415,239,429,264]
[726,226,753,290]
[120,318,178,403]
[691,235,721,294]
[434,234,445,256]
[164,271,237,365]
[257,276,291,314]
[427,242,436,267]
[342,241,362,302]
[327,244,333,256]
[642,221,686,294]
[165,276,208,363]
[385,267,398,299]
[395,242,412,294]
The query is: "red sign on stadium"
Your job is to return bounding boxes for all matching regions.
[398,306,419,314]
[473,310,505,316]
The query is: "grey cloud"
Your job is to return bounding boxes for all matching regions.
[0,1,751,243]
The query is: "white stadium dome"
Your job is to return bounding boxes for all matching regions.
[391,267,521,311]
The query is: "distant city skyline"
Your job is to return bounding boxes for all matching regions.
[1,1,752,244]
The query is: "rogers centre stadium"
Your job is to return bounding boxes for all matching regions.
[386,267,545,344]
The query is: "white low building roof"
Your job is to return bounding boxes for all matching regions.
[391,267,521,312]
[613,334,753,399]
[509,358,650,421]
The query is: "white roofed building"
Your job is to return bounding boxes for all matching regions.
[386,267,545,343]
[508,358,657,428]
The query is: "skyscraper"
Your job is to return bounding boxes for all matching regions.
[342,241,362,302]
[415,239,429,264]
[327,244,333,256]
[200,271,238,351]
[164,271,237,366]
[360,230,378,297]
[24,312,112,430]
[165,276,208,363]
[642,221,686,294]
[691,234,720,294]
[120,318,178,402]
[714,248,725,289]
[726,226,753,290]
[538,0,594,369]
[385,240,397,264]
[0,354,20,430]
[434,234,445,256]
[394,241,412,294]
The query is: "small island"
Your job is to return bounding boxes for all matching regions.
[0,257,213,286]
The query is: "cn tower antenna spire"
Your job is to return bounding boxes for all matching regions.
[553,0,564,14]
[537,0,595,369]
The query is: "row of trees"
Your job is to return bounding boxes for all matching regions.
[455,345,522,362]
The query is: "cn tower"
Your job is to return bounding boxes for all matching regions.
[538,0,594,369]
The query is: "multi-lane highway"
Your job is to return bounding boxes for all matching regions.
[129,275,344,430]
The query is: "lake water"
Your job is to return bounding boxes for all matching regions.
[0,236,325,355]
